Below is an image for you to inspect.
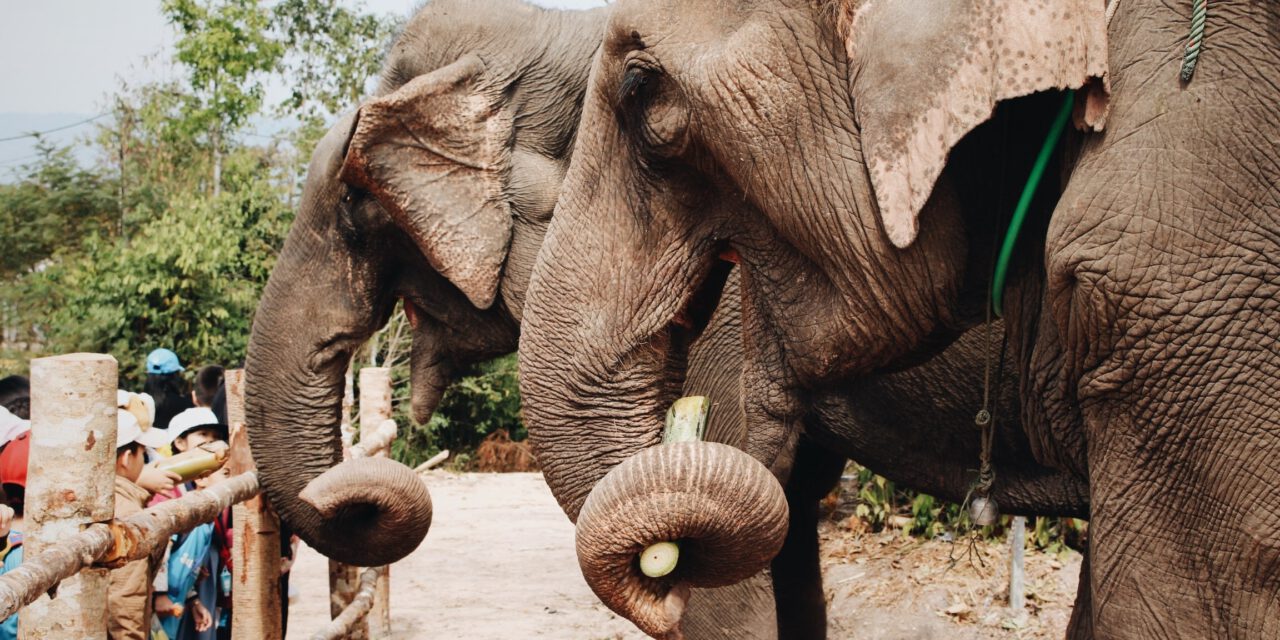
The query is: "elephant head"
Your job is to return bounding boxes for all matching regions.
[519,0,1108,633]
[246,0,605,567]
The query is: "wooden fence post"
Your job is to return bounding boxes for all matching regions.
[20,353,117,640]
[328,359,367,640]
[227,369,283,640]
[341,360,356,451]
[1009,516,1027,615]
[359,367,393,639]
[328,562,365,639]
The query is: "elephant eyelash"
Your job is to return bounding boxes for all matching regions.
[615,66,656,139]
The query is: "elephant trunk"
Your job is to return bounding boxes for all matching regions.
[574,443,789,639]
[298,457,433,550]
[246,243,434,567]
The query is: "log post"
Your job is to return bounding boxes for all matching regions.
[359,367,393,639]
[327,562,364,639]
[311,566,384,640]
[227,369,283,640]
[328,363,368,640]
[341,360,356,451]
[1009,516,1027,615]
[20,353,117,640]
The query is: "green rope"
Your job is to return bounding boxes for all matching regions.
[1180,0,1208,82]
[991,91,1075,317]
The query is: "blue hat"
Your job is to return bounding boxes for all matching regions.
[145,348,184,375]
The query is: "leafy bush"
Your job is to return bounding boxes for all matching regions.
[389,353,524,468]
[839,463,1086,551]
[15,158,290,385]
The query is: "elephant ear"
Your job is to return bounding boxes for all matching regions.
[341,54,514,309]
[836,0,1109,248]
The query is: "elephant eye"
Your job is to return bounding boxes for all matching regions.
[616,61,689,159]
[616,65,657,130]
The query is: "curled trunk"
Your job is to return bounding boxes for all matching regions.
[299,457,433,556]
[246,217,435,567]
[575,442,789,639]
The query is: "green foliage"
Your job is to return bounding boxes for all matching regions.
[1030,514,1088,554]
[0,0,390,389]
[23,153,291,384]
[164,0,284,148]
[390,353,525,467]
[274,0,400,131]
[841,464,1085,550]
[0,143,118,279]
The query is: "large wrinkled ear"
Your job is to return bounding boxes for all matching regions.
[835,0,1109,248]
[341,54,513,308]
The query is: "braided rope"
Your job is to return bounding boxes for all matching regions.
[1180,0,1207,82]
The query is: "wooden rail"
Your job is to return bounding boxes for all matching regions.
[0,357,413,639]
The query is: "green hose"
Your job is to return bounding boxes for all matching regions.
[991,91,1075,317]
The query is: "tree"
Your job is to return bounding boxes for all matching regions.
[29,149,291,384]
[0,142,117,279]
[273,0,399,135]
[163,0,283,196]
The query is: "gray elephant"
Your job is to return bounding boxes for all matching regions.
[242,1,801,637]
[518,0,1280,638]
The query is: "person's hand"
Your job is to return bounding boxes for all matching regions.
[153,594,177,618]
[280,556,293,576]
[192,600,213,632]
[0,504,13,539]
[136,465,182,494]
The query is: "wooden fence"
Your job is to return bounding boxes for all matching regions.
[0,354,417,639]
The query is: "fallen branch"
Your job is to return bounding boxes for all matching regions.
[310,566,385,640]
[0,472,260,620]
[415,449,450,473]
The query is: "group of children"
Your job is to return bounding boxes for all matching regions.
[0,348,298,640]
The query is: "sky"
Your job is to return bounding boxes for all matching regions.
[0,0,607,169]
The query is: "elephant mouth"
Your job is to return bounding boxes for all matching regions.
[660,246,737,400]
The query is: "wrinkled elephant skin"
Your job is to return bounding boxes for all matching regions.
[520,0,1280,637]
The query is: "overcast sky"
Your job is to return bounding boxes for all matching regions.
[0,0,606,168]
[0,0,606,114]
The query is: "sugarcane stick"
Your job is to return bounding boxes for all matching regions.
[154,441,230,482]
[639,396,711,578]
[662,396,710,444]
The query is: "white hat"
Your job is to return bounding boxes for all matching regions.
[116,391,175,450]
[0,406,29,448]
[168,407,224,439]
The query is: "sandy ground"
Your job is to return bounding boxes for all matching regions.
[286,471,1081,640]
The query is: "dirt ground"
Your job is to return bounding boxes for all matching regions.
[286,471,1081,639]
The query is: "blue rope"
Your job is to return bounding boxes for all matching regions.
[1181,0,1207,82]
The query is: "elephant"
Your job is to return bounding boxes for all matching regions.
[517,0,1280,638]
[243,1,814,637]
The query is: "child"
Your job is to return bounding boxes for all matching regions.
[167,408,227,456]
[157,407,229,640]
[0,406,28,640]
[191,366,223,409]
[0,503,20,640]
[109,399,175,640]
[144,349,192,431]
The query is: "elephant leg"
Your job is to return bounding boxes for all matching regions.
[1065,545,1093,640]
[771,436,846,640]
[683,576,778,640]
